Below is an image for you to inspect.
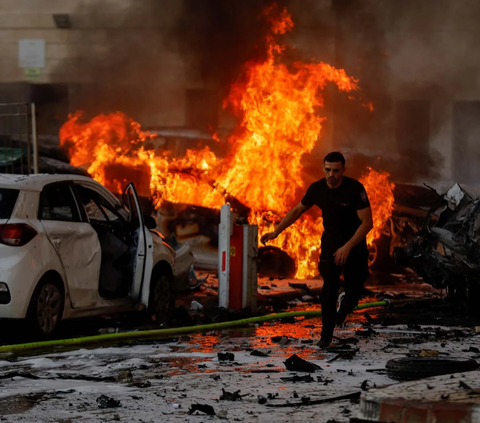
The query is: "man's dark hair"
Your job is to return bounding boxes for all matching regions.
[324,152,345,166]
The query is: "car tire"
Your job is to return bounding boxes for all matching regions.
[148,269,173,324]
[385,357,479,381]
[27,277,64,338]
[367,243,378,267]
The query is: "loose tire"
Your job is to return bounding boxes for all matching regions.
[27,278,64,337]
[148,270,173,324]
[386,357,479,381]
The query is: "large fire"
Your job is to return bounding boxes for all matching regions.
[59,5,395,278]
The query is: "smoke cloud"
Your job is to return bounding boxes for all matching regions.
[53,0,479,185]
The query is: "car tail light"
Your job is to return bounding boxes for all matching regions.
[0,223,37,246]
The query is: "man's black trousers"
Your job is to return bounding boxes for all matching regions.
[318,244,370,341]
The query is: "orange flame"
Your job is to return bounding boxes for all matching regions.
[359,167,395,246]
[59,6,394,278]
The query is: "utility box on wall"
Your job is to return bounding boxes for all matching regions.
[218,204,258,312]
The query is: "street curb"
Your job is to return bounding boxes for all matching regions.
[358,371,480,422]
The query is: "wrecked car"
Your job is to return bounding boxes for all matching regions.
[0,174,193,337]
[367,182,439,272]
[394,183,480,300]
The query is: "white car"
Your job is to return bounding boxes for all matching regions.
[0,174,193,337]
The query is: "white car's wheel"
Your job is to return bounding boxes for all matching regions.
[28,278,64,337]
[148,270,173,324]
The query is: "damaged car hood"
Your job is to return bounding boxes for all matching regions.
[395,184,480,288]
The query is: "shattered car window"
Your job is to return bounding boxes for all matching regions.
[100,204,119,221]
[85,200,105,220]
[39,184,80,222]
[76,185,121,222]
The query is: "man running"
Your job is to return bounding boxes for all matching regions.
[261,152,373,347]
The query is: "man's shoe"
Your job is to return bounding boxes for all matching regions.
[316,337,332,348]
[336,291,347,327]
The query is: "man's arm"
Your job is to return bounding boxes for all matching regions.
[334,207,373,266]
[261,202,311,245]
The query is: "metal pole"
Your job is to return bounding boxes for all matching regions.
[31,103,39,174]
[218,203,232,309]
[26,104,31,174]
[18,104,23,175]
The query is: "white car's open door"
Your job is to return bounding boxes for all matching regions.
[123,183,151,303]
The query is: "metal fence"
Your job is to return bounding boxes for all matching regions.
[0,103,38,175]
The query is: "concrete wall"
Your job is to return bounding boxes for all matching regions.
[0,0,189,128]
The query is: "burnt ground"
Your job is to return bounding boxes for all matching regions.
[2,270,478,346]
[2,271,480,422]
[1,291,480,422]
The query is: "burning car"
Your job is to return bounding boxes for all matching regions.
[394,183,480,301]
[0,174,193,337]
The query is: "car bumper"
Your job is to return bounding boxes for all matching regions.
[0,236,57,319]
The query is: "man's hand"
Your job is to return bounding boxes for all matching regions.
[334,244,352,266]
[261,232,278,245]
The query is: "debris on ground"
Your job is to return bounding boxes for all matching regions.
[257,395,268,405]
[217,409,228,419]
[188,404,216,415]
[220,389,248,401]
[459,380,473,390]
[116,370,133,383]
[250,349,270,357]
[360,380,375,391]
[280,374,315,382]
[3,279,480,422]
[190,300,203,311]
[385,356,479,380]
[355,327,376,337]
[217,352,235,361]
[284,354,321,372]
[265,392,361,408]
[96,395,121,409]
[130,380,152,388]
[271,336,294,345]
[395,184,480,300]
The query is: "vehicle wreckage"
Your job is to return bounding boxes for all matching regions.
[395,183,480,301]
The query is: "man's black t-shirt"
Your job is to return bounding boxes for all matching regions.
[301,176,370,252]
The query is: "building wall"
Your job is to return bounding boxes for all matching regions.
[0,0,189,129]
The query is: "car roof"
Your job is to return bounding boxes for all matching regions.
[0,173,96,192]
